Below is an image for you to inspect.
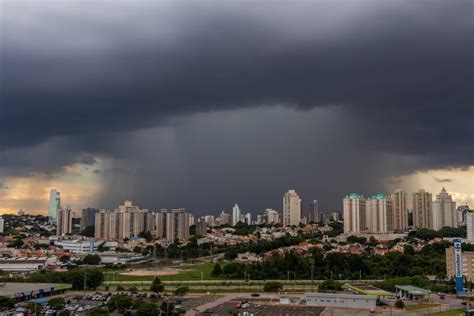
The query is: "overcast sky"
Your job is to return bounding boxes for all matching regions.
[0,0,472,216]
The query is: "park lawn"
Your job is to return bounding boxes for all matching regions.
[431,309,464,316]
[407,303,440,311]
[160,262,219,281]
[104,262,225,282]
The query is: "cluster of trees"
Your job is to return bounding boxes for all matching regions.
[408,226,466,240]
[21,268,104,290]
[79,225,95,237]
[223,232,324,260]
[213,242,449,281]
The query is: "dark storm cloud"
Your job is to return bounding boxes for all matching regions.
[434,177,453,183]
[0,0,472,212]
[1,0,472,150]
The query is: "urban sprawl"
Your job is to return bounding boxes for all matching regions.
[0,187,472,316]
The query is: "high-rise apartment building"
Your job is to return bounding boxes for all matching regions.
[283,190,301,226]
[343,193,366,234]
[57,206,73,236]
[232,204,241,226]
[162,209,188,240]
[413,189,433,229]
[196,220,208,236]
[244,213,252,225]
[391,189,408,231]
[81,207,99,231]
[49,188,61,221]
[446,247,474,282]
[466,212,474,243]
[155,209,167,239]
[458,204,471,224]
[219,211,231,225]
[95,209,113,239]
[265,209,279,224]
[432,187,457,230]
[94,201,153,240]
[0,217,4,234]
[175,208,190,240]
[331,211,341,222]
[366,194,393,233]
[308,200,320,223]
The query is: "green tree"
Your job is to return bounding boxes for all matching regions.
[49,297,66,310]
[136,302,159,316]
[395,299,405,309]
[211,263,223,276]
[160,301,175,316]
[150,277,164,293]
[174,286,189,296]
[128,286,138,294]
[107,295,133,314]
[58,310,70,316]
[83,254,101,265]
[59,255,70,263]
[26,302,41,314]
[263,281,283,292]
[86,307,109,316]
[138,231,154,243]
[318,279,343,292]
[0,296,16,309]
[80,225,95,237]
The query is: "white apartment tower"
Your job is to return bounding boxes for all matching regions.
[432,187,457,230]
[283,189,301,226]
[265,209,279,224]
[366,194,393,233]
[413,189,433,229]
[391,189,408,231]
[244,213,252,225]
[232,204,241,226]
[343,193,366,234]
[0,217,4,234]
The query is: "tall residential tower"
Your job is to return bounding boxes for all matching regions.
[391,189,408,231]
[432,187,457,230]
[48,188,61,221]
[413,189,433,229]
[343,193,366,234]
[283,190,301,226]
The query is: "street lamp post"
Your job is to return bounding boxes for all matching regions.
[309,259,315,292]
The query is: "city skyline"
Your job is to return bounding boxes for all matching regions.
[0,0,472,215]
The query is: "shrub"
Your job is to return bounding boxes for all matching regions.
[263,281,283,292]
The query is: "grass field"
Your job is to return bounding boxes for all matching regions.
[104,262,218,282]
[407,303,440,311]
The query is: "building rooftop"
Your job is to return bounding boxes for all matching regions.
[0,283,72,298]
[345,283,393,296]
[395,285,431,295]
[347,193,363,199]
[368,194,388,200]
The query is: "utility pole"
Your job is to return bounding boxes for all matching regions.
[84,269,87,292]
[310,259,315,292]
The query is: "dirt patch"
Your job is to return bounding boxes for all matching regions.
[119,268,183,276]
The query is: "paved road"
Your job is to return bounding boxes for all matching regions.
[184,293,283,316]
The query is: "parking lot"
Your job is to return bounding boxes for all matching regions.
[199,300,324,316]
